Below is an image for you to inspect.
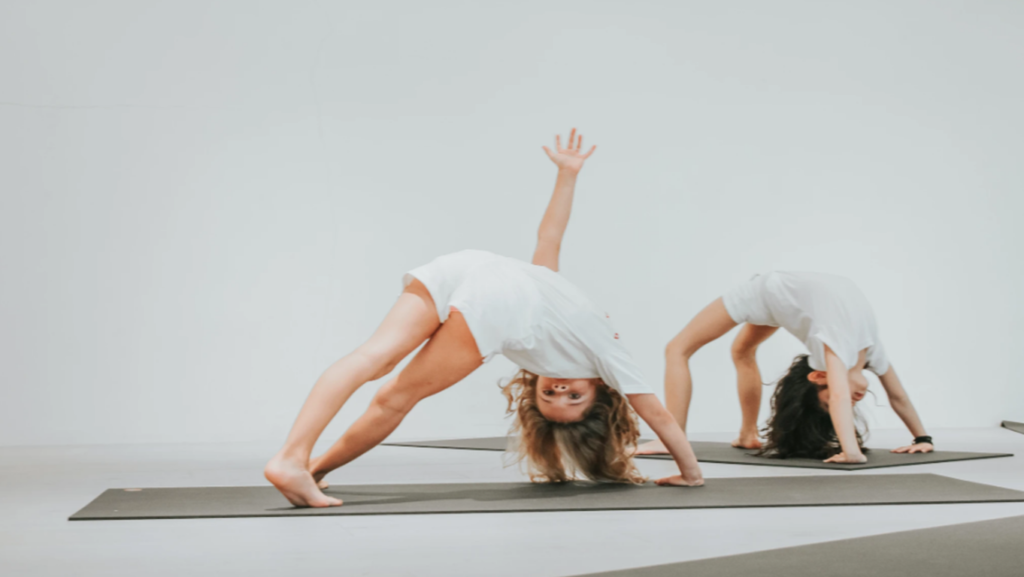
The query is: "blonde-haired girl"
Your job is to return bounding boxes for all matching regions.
[265,129,704,507]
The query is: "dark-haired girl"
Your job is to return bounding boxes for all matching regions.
[638,272,933,463]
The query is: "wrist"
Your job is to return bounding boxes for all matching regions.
[557,166,580,177]
[913,435,933,446]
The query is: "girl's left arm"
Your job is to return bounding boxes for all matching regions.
[878,366,934,453]
[531,128,596,272]
[627,393,704,486]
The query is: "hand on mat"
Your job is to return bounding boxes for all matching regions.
[824,451,868,464]
[634,439,669,455]
[542,128,596,173]
[891,442,934,454]
[655,474,705,487]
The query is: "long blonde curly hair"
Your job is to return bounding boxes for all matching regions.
[500,369,645,484]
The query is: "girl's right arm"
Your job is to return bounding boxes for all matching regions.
[628,393,705,486]
[822,345,867,463]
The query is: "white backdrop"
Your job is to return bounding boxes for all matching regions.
[2,1,1022,446]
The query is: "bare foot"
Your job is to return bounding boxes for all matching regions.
[309,456,329,489]
[634,439,669,455]
[731,434,762,450]
[265,455,343,508]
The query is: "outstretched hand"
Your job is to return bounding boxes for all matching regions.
[543,128,596,173]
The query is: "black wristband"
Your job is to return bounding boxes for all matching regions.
[914,436,933,446]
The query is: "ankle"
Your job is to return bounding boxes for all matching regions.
[273,446,311,464]
[738,426,759,439]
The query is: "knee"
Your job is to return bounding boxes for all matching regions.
[371,380,419,416]
[665,336,697,361]
[730,340,758,365]
[354,346,402,381]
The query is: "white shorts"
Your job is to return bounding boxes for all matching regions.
[721,273,779,327]
[402,250,530,361]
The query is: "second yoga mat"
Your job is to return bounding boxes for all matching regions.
[571,514,1024,577]
[1002,421,1024,435]
[71,473,1024,520]
[383,437,1012,470]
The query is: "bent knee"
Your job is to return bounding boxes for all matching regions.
[353,345,403,380]
[730,340,759,364]
[665,336,699,360]
[372,381,420,415]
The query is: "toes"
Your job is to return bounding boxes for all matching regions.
[311,496,343,508]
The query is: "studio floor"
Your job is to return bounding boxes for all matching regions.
[2,427,1023,576]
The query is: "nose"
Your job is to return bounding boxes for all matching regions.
[554,383,569,392]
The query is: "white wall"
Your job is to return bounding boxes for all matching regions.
[2,1,1022,446]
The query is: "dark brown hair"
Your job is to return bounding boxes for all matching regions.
[759,355,868,460]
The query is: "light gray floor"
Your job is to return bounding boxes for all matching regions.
[2,427,1023,577]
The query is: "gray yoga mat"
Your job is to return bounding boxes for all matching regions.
[70,473,1024,521]
[383,437,1012,470]
[1002,420,1024,435]
[572,514,1024,577]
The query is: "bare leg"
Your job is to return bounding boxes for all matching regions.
[637,298,737,454]
[309,310,483,482]
[730,324,779,449]
[265,280,441,507]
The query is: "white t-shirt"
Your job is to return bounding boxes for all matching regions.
[722,271,890,375]
[404,250,652,395]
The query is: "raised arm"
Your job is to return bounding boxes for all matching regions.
[532,128,596,272]
[877,366,934,454]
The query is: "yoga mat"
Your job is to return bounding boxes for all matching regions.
[1002,421,1024,435]
[70,473,1024,521]
[572,514,1024,577]
[383,437,1012,470]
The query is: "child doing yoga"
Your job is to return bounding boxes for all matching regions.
[266,129,705,507]
[638,271,933,463]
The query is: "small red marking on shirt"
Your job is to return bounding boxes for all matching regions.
[614,333,620,339]
[605,313,610,318]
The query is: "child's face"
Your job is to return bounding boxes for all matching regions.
[812,350,870,409]
[535,377,598,423]
[816,367,870,409]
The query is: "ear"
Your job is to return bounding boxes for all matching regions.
[807,370,829,385]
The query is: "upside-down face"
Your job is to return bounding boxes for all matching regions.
[535,377,600,423]
[810,352,871,409]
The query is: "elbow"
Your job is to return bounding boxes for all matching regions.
[536,233,562,249]
[829,389,850,407]
[665,337,693,361]
[647,401,677,428]
[887,392,910,407]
